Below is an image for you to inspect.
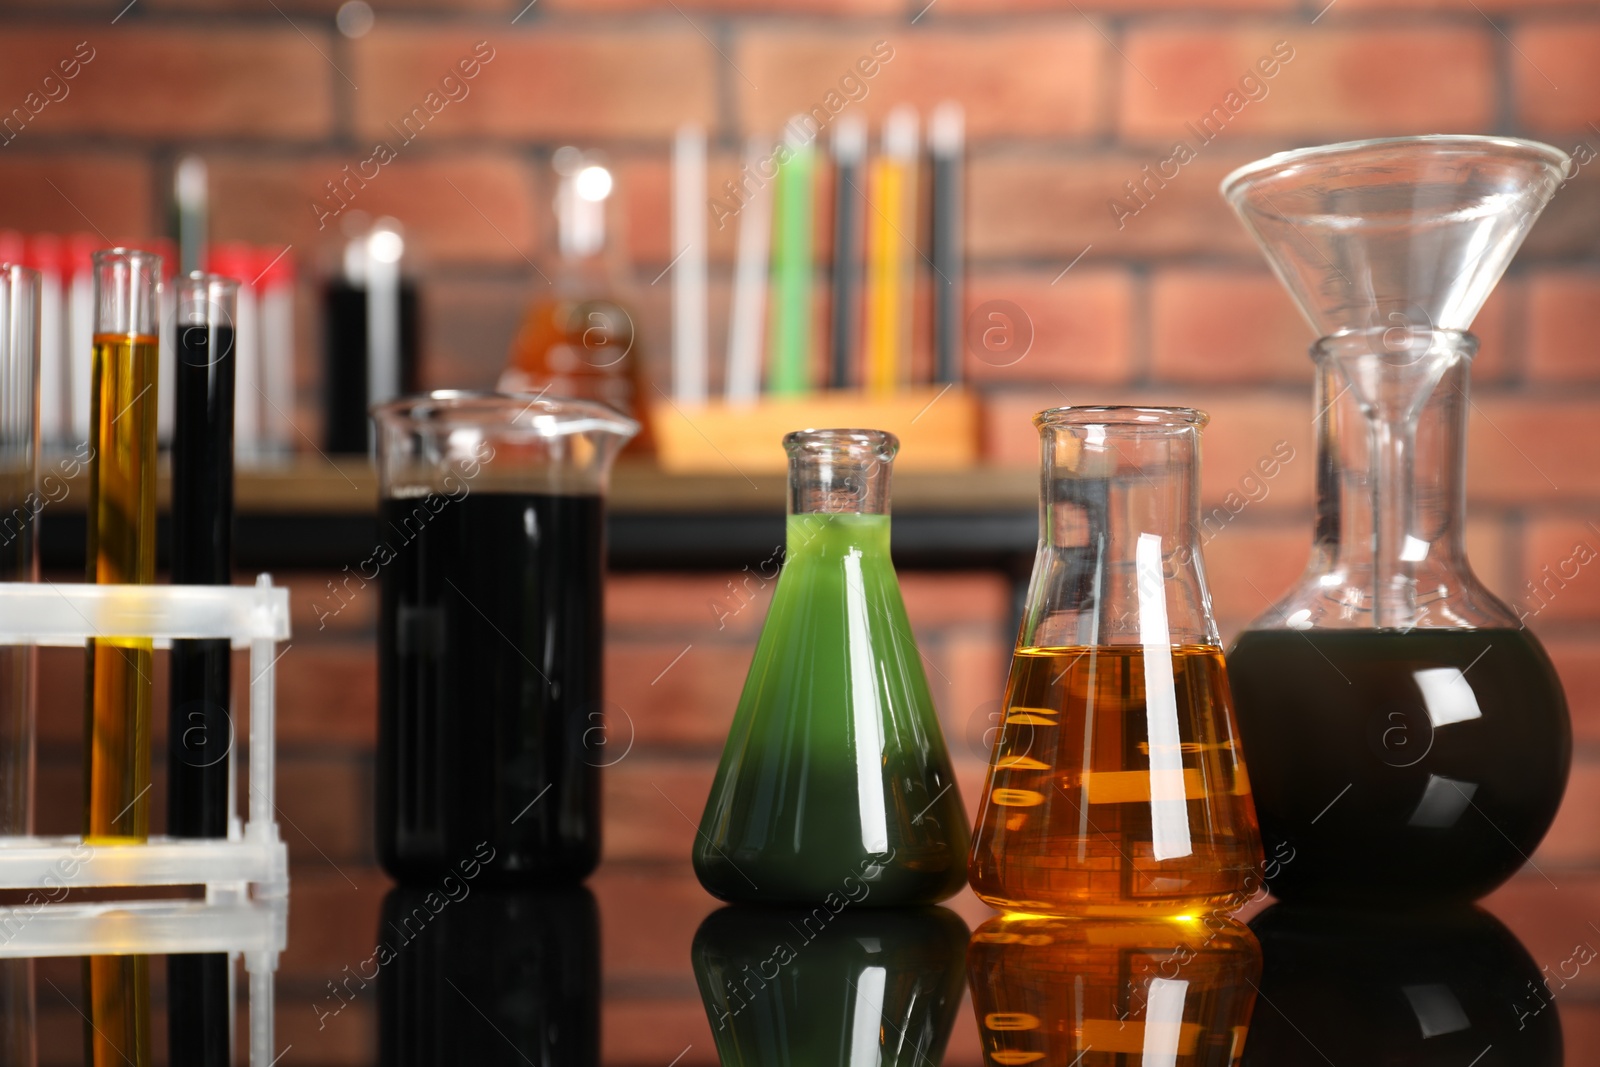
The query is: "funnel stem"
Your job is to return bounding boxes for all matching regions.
[1371,415,1417,629]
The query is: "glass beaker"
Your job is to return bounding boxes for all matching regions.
[378,886,599,1065]
[373,392,637,885]
[1220,137,1573,905]
[969,407,1262,916]
[693,429,969,905]
[967,915,1261,1067]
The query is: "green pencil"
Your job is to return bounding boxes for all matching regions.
[769,128,814,396]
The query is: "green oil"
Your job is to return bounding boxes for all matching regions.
[693,513,969,905]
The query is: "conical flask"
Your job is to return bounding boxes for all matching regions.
[1245,905,1560,1066]
[692,905,968,1066]
[969,407,1263,917]
[693,428,969,906]
[1220,137,1573,905]
[967,915,1261,1067]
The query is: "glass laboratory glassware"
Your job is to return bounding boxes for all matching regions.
[373,392,637,886]
[378,886,599,1066]
[693,429,969,905]
[500,149,650,452]
[0,264,38,837]
[692,905,968,1066]
[967,915,1261,1067]
[85,247,162,845]
[969,407,1262,917]
[1245,905,1560,1066]
[0,265,38,1067]
[1221,136,1573,905]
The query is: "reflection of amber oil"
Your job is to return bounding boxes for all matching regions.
[967,914,1260,1067]
[84,334,158,844]
[970,646,1262,916]
[84,954,151,1066]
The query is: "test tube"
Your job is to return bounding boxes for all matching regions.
[84,247,161,844]
[23,235,65,450]
[168,271,237,835]
[0,262,36,1066]
[258,247,296,456]
[67,234,96,449]
[0,263,39,836]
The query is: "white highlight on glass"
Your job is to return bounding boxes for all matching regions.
[1414,666,1483,728]
[1407,773,1477,829]
[1137,531,1192,861]
[848,965,888,1067]
[1142,977,1190,1067]
[844,550,890,855]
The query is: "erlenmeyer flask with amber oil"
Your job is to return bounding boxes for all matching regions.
[694,429,969,905]
[970,407,1262,916]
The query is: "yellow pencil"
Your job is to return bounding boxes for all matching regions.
[865,156,901,394]
[865,107,919,395]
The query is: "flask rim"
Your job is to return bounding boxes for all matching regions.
[782,427,899,461]
[1311,326,1478,363]
[370,389,640,440]
[1034,405,1208,431]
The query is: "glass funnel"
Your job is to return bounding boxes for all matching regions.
[1222,137,1572,906]
[693,429,969,905]
[967,915,1261,1067]
[969,408,1263,917]
[372,392,637,886]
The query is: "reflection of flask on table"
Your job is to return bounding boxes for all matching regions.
[967,914,1260,1067]
[1220,137,1573,905]
[379,886,599,1067]
[1245,905,1560,1066]
[694,429,969,906]
[969,407,1262,917]
[692,905,967,1067]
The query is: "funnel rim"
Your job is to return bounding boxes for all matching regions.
[1220,134,1570,206]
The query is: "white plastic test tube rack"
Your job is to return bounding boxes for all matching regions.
[0,574,290,1066]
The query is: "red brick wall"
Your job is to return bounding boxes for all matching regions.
[4,1,1600,1064]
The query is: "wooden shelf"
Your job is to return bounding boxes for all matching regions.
[43,455,1038,516]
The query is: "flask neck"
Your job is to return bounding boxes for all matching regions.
[784,429,896,518]
[1308,328,1482,628]
[1025,408,1217,649]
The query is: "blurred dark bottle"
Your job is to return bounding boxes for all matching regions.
[967,914,1260,1067]
[322,217,420,454]
[499,148,651,453]
[692,905,967,1065]
[379,885,599,1066]
[1245,904,1561,1066]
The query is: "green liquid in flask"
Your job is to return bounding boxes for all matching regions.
[694,513,969,906]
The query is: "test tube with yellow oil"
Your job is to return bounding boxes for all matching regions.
[84,248,161,844]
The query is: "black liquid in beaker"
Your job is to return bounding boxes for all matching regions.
[378,491,605,886]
